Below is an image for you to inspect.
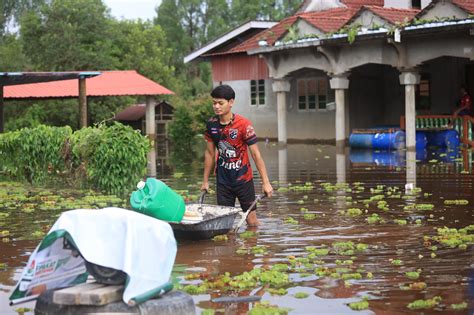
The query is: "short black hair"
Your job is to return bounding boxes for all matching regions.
[211,85,235,101]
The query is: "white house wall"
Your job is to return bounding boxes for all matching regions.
[350,11,391,28]
[418,2,468,20]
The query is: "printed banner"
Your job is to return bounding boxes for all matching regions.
[9,230,88,304]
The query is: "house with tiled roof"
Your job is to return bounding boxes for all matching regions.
[185,0,474,148]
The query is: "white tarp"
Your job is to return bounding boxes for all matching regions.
[10,207,177,305]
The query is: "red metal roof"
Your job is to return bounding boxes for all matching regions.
[4,70,174,99]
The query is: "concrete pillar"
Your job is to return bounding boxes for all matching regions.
[272,79,291,144]
[278,147,288,184]
[399,71,420,150]
[78,77,87,128]
[146,96,157,178]
[330,75,350,148]
[0,85,4,133]
[406,150,417,190]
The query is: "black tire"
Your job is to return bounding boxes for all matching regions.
[35,289,196,315]
[85,261,127,285]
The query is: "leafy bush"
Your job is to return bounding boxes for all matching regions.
[77,122,151,194]
[0,122,151,194]
[168,94,213,147]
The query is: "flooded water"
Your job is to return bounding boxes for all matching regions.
[1,143,473,314]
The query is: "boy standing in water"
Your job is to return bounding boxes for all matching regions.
[201,85,273,226]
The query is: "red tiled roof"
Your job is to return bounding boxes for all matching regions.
[219,15,299,55]
[5,70,174,99]
[342,0,384,7]
[211,7,357,56]
[300,7,358,32]
[354,5,419,25]
[453,0,474,13]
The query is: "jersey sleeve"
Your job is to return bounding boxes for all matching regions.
[204,121,213,142]
[243,122,258,145]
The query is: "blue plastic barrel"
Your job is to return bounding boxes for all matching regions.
[372,130,405,150]
[349,134,373,149]
[349,130,405,150]
[426,130,460,148]
[416,131,427,149]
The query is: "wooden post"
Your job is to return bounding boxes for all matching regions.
[146,96,157,178]
[0,85,4,133]
[78,77,87,128]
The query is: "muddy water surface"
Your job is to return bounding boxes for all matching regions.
[1,144,473,314]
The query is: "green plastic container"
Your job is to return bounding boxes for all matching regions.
[130,178,185,222]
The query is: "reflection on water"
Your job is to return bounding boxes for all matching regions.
[1,143,473,314]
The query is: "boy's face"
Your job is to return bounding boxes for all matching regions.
[212,98,234,116]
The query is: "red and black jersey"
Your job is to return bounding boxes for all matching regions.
[204,114,257,186]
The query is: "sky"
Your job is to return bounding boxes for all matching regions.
[103,0,163,21]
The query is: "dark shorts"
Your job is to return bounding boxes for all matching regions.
[458,109,472,116]
[217,180,256,212]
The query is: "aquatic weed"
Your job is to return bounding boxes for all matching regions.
[407,296,441,310]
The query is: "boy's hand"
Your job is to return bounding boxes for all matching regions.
[263,182,273,198]
[201,182,209,193]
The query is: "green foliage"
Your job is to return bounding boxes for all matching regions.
[168,94,213,148]
[71,122,151,194]
[0,123,151,194]
[20,0,116,71]
[16,125,72,183]
[168,105,195,148]
[0,34,30,71]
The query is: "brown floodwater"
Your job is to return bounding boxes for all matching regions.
[1,143,473,314]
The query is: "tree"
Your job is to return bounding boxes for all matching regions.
[0,0,48,36]
[110,19,176,91]
[20,0,116,71]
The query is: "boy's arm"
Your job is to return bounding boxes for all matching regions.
[249,143,273,197]
[201,141,216,192]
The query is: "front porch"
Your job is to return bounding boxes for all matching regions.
[251,20,474,149]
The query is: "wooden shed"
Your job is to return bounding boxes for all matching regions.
[114,101,174,138]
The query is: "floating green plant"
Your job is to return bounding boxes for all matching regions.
[294,292,309,299]
[407,296,441,310]
[366,213,382,224]
[201,309,215,315]
[182,284,208,295]
[391,259,402,266]
[251,246,268,255]
[348,299,369,310]
[394,219,407,225]
[284,217,298,225]
[239,231,256,239]
[267,287,287,295]
[303,213,317,220]
[443,199,469,205]
[249,302,291,315]
[405,271,420,280]
[346,208,363,216]
[212,235,228,242]
[450,302,467,310]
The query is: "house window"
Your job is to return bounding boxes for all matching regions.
[416,75,430,111]
[412,0,421,8]
[250,80,265,106]
[298,78,328,110]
